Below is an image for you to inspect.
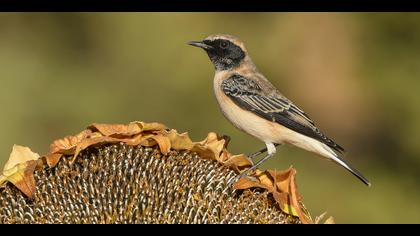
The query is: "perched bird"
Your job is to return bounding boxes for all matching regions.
[188,34,371,186]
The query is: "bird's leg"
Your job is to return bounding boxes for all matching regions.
[236,153,274,180]
[230,143,277,186]
[247,143,280,160]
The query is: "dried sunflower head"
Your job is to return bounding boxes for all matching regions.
[0,143,300,224]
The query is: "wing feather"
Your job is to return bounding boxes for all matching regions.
[222,74,345,154]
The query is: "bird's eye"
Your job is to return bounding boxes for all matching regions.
[220,41,229,49]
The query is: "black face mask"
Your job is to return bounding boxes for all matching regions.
[203,39,246,71]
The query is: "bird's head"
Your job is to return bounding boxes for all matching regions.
[188,34,248,71]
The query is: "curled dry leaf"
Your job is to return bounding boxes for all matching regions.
[45,122,166,167]
[89,121,167,137]
[233,166,312,223]
[71,135,121,163]
[49,129,92,154]
[136,121,168,132]
[46,123,229,168]
[3,145,40,171]
[46,129,92,167]
[191,132,226,161]
[9,160,38,199]
[289,168,312,224]
[0,145,40,198]
[166,130,194,150]
[89,123,141,137]
[45,153,62,168]
[150,134,171,155]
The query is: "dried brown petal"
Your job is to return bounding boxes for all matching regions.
[3,145,40,171]
[44,153,62,168]
[134,121,167,132]
[72,135,120,162]
[150,134,171,155]
[289,168,312,223]
[233,166,312,223]
[268,168,294,194]
[11,160,37,198]
[49,129,92,154]
[166,130,194,150]
[0,145,40,198]
[191,132,226,160]
[89,123,141,137]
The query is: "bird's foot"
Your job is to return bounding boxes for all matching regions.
[228,170,258,187]
[247,143,280,160]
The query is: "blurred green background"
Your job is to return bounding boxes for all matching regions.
[1,13,419,223]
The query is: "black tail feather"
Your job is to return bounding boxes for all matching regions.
[331,155,371,187]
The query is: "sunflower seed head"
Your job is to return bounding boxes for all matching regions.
[0,143,300,224]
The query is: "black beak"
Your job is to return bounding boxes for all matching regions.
[187,41,213,50]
